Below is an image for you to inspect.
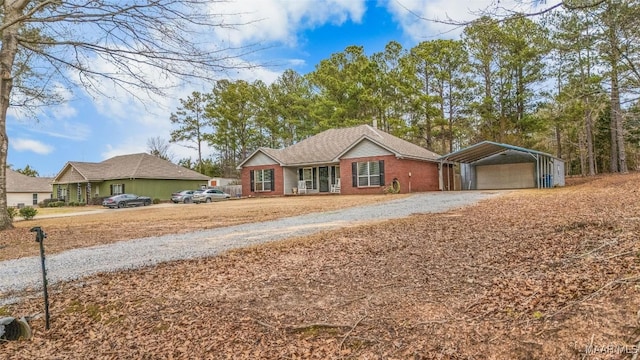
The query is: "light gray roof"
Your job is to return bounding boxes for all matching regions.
[6,168,53,193]
[440,141,561,163]
[240,125,441,167]
[55,153,210,182]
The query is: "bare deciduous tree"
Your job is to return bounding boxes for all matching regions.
[0,0,258,230]
[147,136,174,162]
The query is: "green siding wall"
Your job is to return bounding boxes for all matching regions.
[54,179,208,202]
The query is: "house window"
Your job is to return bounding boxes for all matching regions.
[302,168,313,190]
[253,169,273,192]
[32,194,38,205]
[111,184,124,195]
[353,160,385,187]
[60,187,67,201]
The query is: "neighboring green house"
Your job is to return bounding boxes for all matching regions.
[52,153,210,204]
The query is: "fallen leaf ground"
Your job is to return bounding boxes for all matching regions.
[2,175,640,359]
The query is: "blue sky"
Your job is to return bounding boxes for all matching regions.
[7,0,534,177]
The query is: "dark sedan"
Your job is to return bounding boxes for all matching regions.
[102,194,152,208]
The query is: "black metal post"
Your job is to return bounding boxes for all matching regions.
[29,226,50,330]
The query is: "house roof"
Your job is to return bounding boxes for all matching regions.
[6,168,52,193]
[54,153,210,182]
[239,125,441,168]
[439,141,562,163]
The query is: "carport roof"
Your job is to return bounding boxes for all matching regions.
[440,141,558,163]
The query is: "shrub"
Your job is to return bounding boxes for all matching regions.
[19,206,38,220]
[41,198,59,207]
[153,198,161,204]
[90,197,106,206]
[7,207,17,220]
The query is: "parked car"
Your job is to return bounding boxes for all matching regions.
[171,190,200,204]
[192,188,231,203]
[102,194,152,208]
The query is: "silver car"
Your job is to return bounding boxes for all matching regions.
[192,189,230,203]
[171,190,200,203]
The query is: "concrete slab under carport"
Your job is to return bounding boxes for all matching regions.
[440,141,565,190]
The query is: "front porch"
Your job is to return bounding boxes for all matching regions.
[284,164,341,195]
[53,181,97,204]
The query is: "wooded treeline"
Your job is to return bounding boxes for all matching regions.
[169,1,640,178]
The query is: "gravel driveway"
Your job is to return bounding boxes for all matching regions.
[0,191,502,302]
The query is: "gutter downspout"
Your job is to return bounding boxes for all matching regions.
[438,160,443,191]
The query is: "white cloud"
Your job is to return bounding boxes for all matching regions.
[7,82,79,120]
[50,84,78,119]
[35,120,92,141]
[234,66,282,84]
[385,0,537,40]
[101,143,145,160]
[6,81,89,141]
[11,138,54,155]
[51,103,78,120]
[210,0,367,47]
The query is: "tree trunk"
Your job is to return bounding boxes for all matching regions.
[555,122,562,159]
[578,130,587,176]
[607,0,625,173]
[611,70,627,173]
[482,63,495,141]
[585,106,596,176]
[423,66,432,150]
[448,80,454,153]
[0,2,26,230]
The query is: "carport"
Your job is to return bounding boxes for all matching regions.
[440,141,565,190]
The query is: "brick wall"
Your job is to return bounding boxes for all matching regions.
[339,155,440,195]
[241,165,284,197]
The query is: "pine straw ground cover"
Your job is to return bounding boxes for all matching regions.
[2,174,640,359]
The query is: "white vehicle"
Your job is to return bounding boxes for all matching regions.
[192,189,231,203]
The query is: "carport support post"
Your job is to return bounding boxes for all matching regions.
[30,226,50,330]
[536,156,540,189]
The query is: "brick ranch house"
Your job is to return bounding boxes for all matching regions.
[237,125,454,197]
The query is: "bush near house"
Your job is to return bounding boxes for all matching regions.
[6,207,17,220]
[47,201,66,208]
[18,206,37,220]
[40,198,59,207]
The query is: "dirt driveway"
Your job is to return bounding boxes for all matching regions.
[0,191,500,297]
[2,194,403,261]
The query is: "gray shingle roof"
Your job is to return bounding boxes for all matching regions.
[242,125,440,167]
[6,169,53,193]
[57,153,210,182]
